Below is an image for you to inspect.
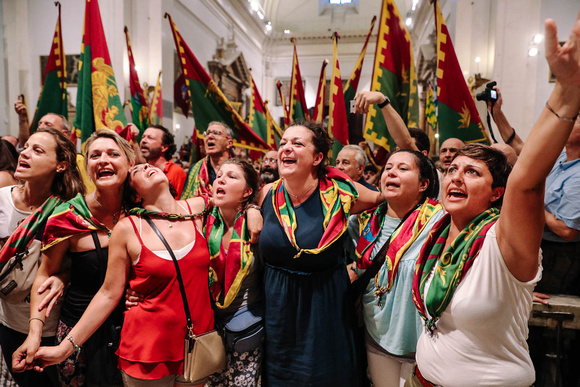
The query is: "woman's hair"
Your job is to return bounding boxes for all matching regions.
[0,139,18,174]
[387,149,439,202]
[287,120,332,177]
[453,143,512,207]
[221,158,260,209]
[83,129,136,171]
[37,128,85,201]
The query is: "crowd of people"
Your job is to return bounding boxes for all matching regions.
[0,10,578,387]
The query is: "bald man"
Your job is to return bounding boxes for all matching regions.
[439,138,464,172]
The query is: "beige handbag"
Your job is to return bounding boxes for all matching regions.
[145,216,226,383]
[0,239,42,303]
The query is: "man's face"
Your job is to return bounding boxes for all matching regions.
[335,148,363,181]
[439,138,464,172]
[260,150,279,183]
[204,124,232,156]
[140,128,166,161]
[39,114,67,135]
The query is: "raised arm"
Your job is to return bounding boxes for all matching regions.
[30,220,131,371]
[497,12,580,282]
[488,87,524,155]
[14,98,30,149]
[351,181,384,214]
[355,91,418,152]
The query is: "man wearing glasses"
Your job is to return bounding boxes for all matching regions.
[181,121,233,198]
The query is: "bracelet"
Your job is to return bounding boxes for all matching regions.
[377,95,390,109]
[246,204,261,212]
[545,101,579,123]
[505,128,516,145]
[66,335,82,353]
[28,317,45,326]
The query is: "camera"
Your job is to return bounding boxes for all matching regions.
[476,81,498,102]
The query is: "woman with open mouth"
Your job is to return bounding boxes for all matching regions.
[13,130,135,387]
[349,149,443,387]
[256,120,384,386]
[407,13,580,387]
[0,128,84,387]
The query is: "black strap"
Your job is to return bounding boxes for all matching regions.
[91,231,107,283]
[486,110,499,144]
[143,216,193,329]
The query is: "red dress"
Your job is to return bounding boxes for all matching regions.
[117,217,214,379]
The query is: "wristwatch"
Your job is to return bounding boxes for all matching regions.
[377,95,390,109]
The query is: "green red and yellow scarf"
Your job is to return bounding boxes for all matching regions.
[206,206,253,309]
[412,208,499,333]
[355,198,442,304]
[271,167,358,258]
[182,156,212,199]
[0,196,62,267]
[42,193,109,250]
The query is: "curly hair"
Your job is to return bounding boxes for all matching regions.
[286,120,333,177]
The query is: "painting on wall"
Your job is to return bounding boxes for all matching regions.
[39,54,81,86]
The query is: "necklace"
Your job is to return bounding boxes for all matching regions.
[93,194,121,225]
[285,179,318,199]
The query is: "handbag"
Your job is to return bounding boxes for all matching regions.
[144,216,226,383]
[222,306,264,354]
[0,237,42,303]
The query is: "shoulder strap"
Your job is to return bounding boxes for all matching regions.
[90,231,107,283]
[143,216,192,330]
[126,216,144,246]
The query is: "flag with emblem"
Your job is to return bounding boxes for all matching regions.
[73,0,127,145]
[149,70,163,125]
[329,32,349,160]
[276,80,290,127]
[166,13,268,151]
[289,38,309,121]
[363,0,419,151]
[426,85,437,130]
[433,0,488,145]
[343,15,376,107]
[312,60,328,124]
[30,2,68,134]
[124,26,149,141]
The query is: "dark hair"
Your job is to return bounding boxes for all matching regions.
[364,164,378,174]
[221,158,260,209]
[149,125,177,160]
[37,128,85,200]
[287,120,332,177]
[0,139,17,174]
[387,149,439,202]
[408,128,431,154]
[453,143,512,207]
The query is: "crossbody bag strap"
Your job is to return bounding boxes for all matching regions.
[143,216,192,329]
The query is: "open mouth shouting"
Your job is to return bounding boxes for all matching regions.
[447,188,467,200]
[97,168,116,179]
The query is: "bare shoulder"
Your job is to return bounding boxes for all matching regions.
[258,183,273,206]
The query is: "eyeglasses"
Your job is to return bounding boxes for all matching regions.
[203,129,230,138]
[262,157,277,165]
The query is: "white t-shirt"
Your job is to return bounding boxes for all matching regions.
[0,185,60,336]
[416,223,541,387]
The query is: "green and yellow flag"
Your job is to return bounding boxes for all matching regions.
[30,2,68,133]
[149,70,163,126]
[426,86,437,130]
[124,26,149,141]
[364,0,418,151]
[312,60,328,124]
[166,13,268,152]
[433,0,488,144]
[248,72,278,149]
[343,15,376,107]
[289,38,310,121]
[73,0,127,145]
[329,32,349,160]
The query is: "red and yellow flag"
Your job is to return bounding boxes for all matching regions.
[124,26,149,141]
[149,70,163,125]
[433,0,488,144]
[30,2,68,133]
[364,0,418,151]
[312,60,328,124]
[248,72,278,149]
[329,32,349,160]
[73,0,127,145]
[165,13,268,152]
[343,15,377,107]
[289,38,309,121]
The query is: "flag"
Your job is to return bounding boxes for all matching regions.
[165,13,268,151]
[73,0,127,145]
[124,26,149,141]
[426,85,437,130]
[363,0,419,151]
[433,0,488,144]
[343,15,377,106]
[276,80,290,127]
[312,60,328,124]
[289,38,309,121]
[329,32,349,160]
[30,2,68,133]
[149,70,163,125]
[265,100,283,144]
[248,71,277,149]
